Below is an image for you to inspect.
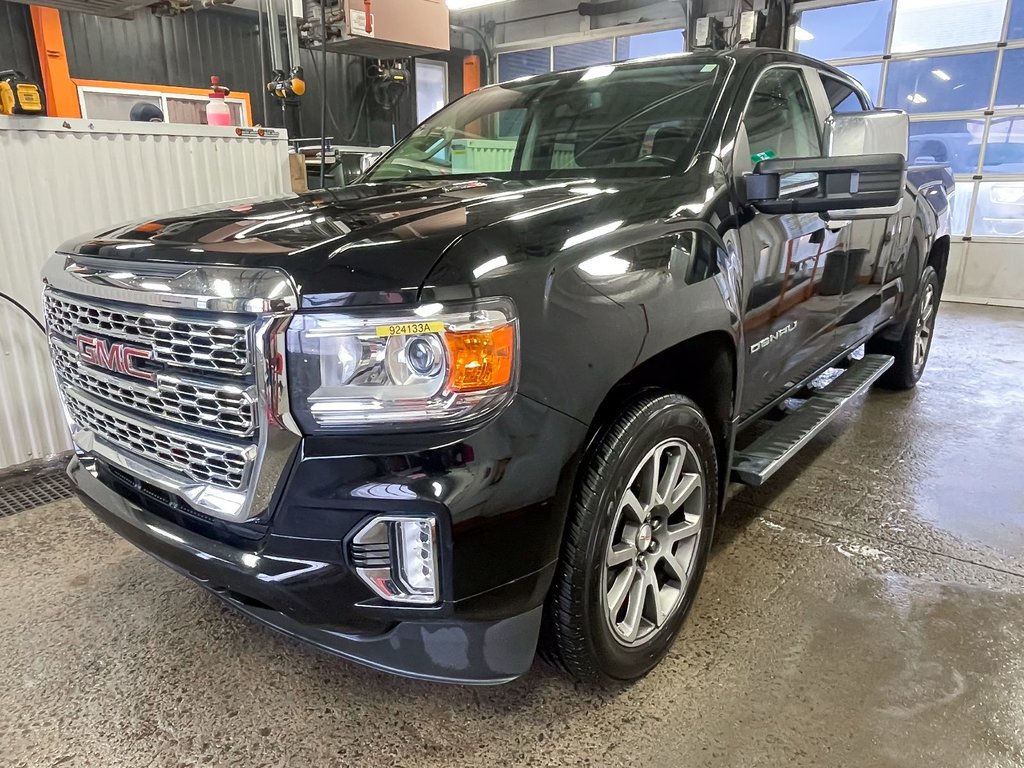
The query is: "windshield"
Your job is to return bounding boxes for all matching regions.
[366,58,726,182]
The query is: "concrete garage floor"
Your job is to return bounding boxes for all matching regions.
[2,302,1024,768]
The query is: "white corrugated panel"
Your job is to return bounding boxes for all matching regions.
[0,116,291,471]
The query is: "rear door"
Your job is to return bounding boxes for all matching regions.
[816,72,900,351]
[733,65,847,417]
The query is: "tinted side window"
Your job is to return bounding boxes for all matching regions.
[821,76,868,113]
[744,68,822,160]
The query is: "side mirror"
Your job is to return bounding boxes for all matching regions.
[744,109,910,219]
[827,109,909,158]
[744,154,907,215]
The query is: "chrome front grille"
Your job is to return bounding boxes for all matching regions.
[45,289,258,495]
[50,339,256,437]
[64,391,252,489]
[45,292,250,375]
[42,255,300,523]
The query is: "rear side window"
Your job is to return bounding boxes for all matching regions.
[821,75,869,113]
[744,68,822,159]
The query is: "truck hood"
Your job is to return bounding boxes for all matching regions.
[59,178,652,306]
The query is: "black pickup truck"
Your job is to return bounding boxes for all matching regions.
[43,47,952,686]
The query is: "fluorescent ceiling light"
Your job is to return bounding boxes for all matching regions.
[447,0,515,9]
[473,255,508,278]
[793,26,814,42]
[581,65,616,82]
[561,220,625,250]
[414,302,444,317]
[907,92,928,104]
[579,252,630,277]
[932,69,951,81]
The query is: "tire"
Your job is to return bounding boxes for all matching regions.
[541,392,719,685]
[868,265,940,390]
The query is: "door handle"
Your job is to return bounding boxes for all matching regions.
[825,219,851,232]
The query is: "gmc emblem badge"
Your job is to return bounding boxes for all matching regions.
[76,334,155,381]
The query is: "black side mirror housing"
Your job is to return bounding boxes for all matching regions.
[744,153,907,216]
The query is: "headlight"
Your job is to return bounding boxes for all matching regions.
[286,298,518,431]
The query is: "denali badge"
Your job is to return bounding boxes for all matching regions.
[76,334,155,381]
[750,321,798,354]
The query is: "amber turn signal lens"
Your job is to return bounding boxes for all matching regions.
[444,324,516,393]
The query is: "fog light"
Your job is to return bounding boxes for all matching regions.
[351,516,439,605]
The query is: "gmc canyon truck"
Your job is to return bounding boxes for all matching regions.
[43,48,953,685]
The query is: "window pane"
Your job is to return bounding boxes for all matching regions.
[745,69,821,160]
[794,0,892,60]
[83,91,162,122]
[981,116,1024,173]
[822,76,866,112]
[416,60,448,124]
[884,52,997,113]
[909,119,985,173]
[952,181,974,236]
[498,108,526,139]
[839,63,883,104]
[974,181,1024,237]
[1010,0,1024,38]
[498,49,550,82]
[616,29,685,61]
[835,91,864,112]
[995,48,1024,109]
[553,39,614,71]
[167,97,211,125]
[892,0,1008,53]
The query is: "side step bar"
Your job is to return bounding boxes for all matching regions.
[731,354,895,486]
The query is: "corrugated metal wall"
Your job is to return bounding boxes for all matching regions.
[59,7,417,142]
[0,116,291,471]
[4,1,428,143]
[62,8,271,122]
[0,1,41,83]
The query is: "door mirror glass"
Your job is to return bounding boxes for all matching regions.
[825,110,909,160]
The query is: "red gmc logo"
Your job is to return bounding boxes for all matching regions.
[76,334,155,381]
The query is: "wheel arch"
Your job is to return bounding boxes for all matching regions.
[927,234,951,294]
[878,220,945,343]
[582,330,737,505]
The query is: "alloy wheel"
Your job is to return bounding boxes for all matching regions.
[913,282,936,374]
[602,438,705,647]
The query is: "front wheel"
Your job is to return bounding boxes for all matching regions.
[541,393,718,685]
[869,265,940,390]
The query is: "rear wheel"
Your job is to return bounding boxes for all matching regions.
[541,393,718,685]
[869,265,940,390]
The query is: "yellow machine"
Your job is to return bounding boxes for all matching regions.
[267,65,305,136]
[0,70,45,116]
[267,66,306,101]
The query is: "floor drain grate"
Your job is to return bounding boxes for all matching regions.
[0,472,74,517]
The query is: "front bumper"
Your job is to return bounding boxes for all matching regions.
[71,456,544,685]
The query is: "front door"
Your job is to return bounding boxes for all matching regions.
[733,65,846,417]
[817,73,900,350]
